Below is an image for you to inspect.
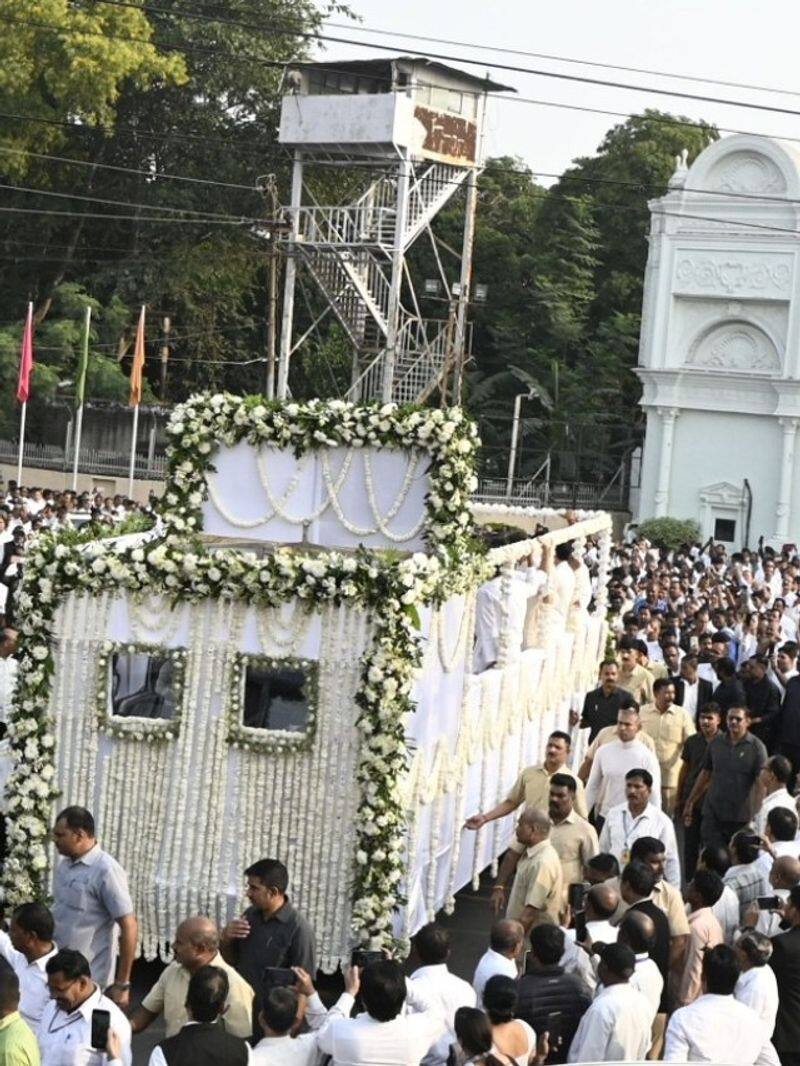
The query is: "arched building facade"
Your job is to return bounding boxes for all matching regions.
[636,134,800,548]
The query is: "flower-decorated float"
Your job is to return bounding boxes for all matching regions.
[3,396,611,968]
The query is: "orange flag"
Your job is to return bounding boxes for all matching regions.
[129,305,146,406]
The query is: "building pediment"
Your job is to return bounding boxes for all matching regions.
[698,481,744,507]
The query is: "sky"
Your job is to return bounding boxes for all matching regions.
[313,0,800,183]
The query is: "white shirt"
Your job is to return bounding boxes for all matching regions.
[0,929,56,1026]
[564,919,618,946]
[567,982,652,1062]
[753,788,797,839]
[630,952,664,1023]
[38,985,132,1066]
[584,739,662,818]
[316,984,446,1066]
[755,838,800,879]
[735,967,779,1032]
[712,885,742,944]
[473,569,546,672]
[664,993,779,1064]
[408,963,475,1065]
[599,801,681,886]
[682,680,699,719]
[250,991,353,1065]
[471,949,517,1008]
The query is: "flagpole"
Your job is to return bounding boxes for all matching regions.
[16,302,33,487]
[16,402,26,487]
[127,403,139,498]
[72,305,91,492]
[127,305,146,499]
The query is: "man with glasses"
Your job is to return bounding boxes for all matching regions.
[683,706,768,850]
[37,948,131,1065]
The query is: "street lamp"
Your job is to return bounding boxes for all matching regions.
[506,387,537,498]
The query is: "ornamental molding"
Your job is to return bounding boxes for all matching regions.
[686,320,782,373]
[708,151,786,196]
[698,481,746,508]
[673,253,792,299]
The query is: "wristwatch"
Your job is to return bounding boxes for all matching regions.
[111,982,131,990]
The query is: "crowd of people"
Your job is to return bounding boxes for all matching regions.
[0,479,151,626]
[6,486,800,1062]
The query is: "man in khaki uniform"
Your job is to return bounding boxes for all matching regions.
[640,678,696,815]
[492,774,599,914]
[505,807,564,934]
[465,731,586,831]
[617,639,654,705]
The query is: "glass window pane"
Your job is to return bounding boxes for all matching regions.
[243,663,311,733]
[111,652,177,720]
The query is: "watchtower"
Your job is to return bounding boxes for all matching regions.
[276,56,514,403]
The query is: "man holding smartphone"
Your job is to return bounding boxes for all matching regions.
[37,948,131,1066]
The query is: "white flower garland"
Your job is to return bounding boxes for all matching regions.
[162,394,480,561]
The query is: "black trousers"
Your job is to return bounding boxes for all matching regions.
[701,808,746,850]
[683,814,702,881]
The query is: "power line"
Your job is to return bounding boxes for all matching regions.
[323,18,800,101]
[12,4,800,120]
[0,180,261,222]
[87,0,800,119]
[0,205,250,224]
[0,144,258,193]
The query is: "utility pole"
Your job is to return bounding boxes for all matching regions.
[160,315,171,401]
[257,174,286,400]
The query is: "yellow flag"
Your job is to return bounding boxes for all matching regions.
[129,305,146,406]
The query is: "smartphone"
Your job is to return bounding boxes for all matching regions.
[567,882,587,912]
[744,834,762,849]
[757,895,781,910]
[262,967,298,988]
[351,948,384,969]
[90,1009,111,1051]
[544,1011,564,1051]
[573,910,587,942]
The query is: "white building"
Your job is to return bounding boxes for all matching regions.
[636,134,800,549]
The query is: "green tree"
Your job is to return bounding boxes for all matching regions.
[0,0,186,165]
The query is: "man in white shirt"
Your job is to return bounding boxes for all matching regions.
[0,630,17,726]
[0,901,57,1027]
[585,708,662,822]
[251,967,356,1065]
[755,807,800,881]
[473,547,549,672]
[564,883,619,947]
[617,910,664,1026]
[734,930,779,1033]
[316,958,445,1066]
[753,755,797,839]
[725,832,772,921]
[408,923,475,1065]
[770,642,798,698]
[567,943,653,1063]
[471,920,523,1008]
[664,944,778,1064]
[38,948,132,1066]
[600,768,680,885]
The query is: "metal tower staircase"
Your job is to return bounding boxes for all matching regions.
[285,161,473,402]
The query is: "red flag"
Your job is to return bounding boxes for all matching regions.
[129,305,146,407]
[16,303,33,403]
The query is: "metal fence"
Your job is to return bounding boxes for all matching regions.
[0,439,168,480]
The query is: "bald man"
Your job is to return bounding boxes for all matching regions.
[131,915,255,1038]
[506,807,564,933]
[743,856,800,938]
